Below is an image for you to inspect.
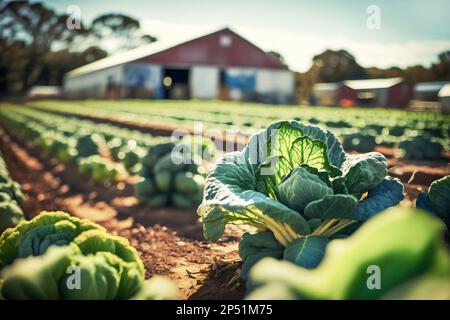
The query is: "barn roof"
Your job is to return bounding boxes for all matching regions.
[415,81,450,93]
[438,83,450,97]
[344,77,404,90]
[66,27,288,79]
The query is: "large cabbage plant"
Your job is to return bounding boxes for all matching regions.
[198,121,404,278]
[0,211,177,300]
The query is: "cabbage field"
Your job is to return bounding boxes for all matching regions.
[0,100,449,300]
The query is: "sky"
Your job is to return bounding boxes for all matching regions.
[43,0,450,72]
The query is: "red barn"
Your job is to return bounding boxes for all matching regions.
[64,27,295,104]
[344,77,410,108]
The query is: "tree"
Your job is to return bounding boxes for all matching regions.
[91,14,157,53]
[0,1,83,91]
[309,49,368,83]
[0,1,155,95]
[296,49,368,102]
[430,50,450,80]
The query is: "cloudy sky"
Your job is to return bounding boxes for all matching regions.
[45,0,450,72]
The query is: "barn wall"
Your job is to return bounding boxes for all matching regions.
[387,82,410,108]
[122,63,162,98]
[337,85,357,106]
[190,66,219,99]
[223,67,257,101]
[64,65,124,99]
[255,70,294,104]
[221,67,294,104]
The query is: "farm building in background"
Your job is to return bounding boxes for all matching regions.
[438,84,450,113]
[312,77,410,108]
[410,81,450,111]
[413,81,450,101]
[343,77,410,108]
[64,28,294,104]
[312,82,356,107]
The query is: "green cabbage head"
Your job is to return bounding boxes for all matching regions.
[0,211,177,300]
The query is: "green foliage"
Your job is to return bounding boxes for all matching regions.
[417,175,450,229]
[76,134,101,158]
[79,156,123,183]
[0,211,177,300]
[0,153,25,234]
[135,141,209,209]
[198,121,403,280]
[247,208,449,300]
[342,132,376,153]
[0,211,103,267]
[398,136,443,160]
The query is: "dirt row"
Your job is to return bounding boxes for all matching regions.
[0,125,246,299]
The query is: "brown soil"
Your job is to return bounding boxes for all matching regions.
[0,125,245,300]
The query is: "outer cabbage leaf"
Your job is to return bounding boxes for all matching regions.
[342,152,388,196]
[304,194,358,220]
[416,192,434,213]
[283,236,328,268]
[71,229,145,299]
[200,190,310,246]
[428,175,450,221]
[60,251,120,300]
[1,246,73,300]
[350,177,404,221]
[0,201,24,234]
[239,232,284,280]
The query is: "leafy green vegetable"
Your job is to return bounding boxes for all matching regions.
[398,136,443,160]
[283,236,328,269]
[0,211,103,268]
[0,211,177,300]
[247,207,449,300]
[239,232,284,280]
[342,132,376,153]
[198,121,403,277]
[79,155,123,183]
[135,141,209,209]
[417,175,450,229]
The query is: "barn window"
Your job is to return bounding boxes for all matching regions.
[219,35,232,47]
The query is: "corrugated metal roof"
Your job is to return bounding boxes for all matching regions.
[66,27,287,79]
[438,83,450,97]
[313,83,340,91]
[66,30,209,79]
[344,77,403,90]
[415,81,450,93]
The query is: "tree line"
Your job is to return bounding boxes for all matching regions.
[0,1,156,96]
[1,1,449,98]
[296,49,450,101]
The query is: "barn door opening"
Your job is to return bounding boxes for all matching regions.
[162,68,190,99]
